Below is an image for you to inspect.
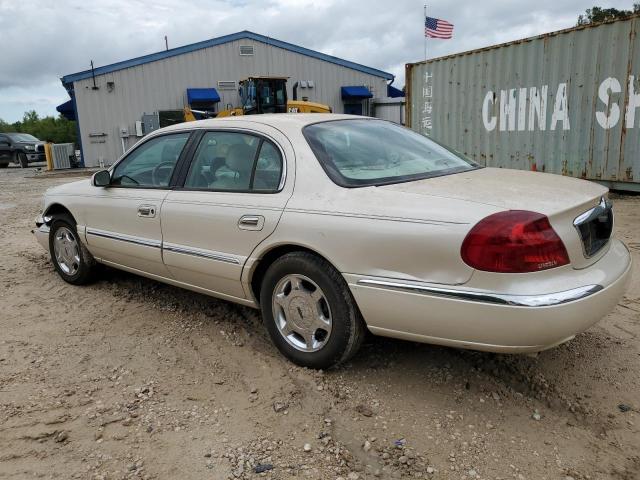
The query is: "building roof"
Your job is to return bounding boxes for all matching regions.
[61,30,394,88]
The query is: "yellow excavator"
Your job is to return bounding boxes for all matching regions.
[184,76,330,121]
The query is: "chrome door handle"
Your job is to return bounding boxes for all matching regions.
[238,215,264,231]
[239,216,260,226]
[137,205,156,218]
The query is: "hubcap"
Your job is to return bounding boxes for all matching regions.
[272,274,332,352]
[53,226,80,276]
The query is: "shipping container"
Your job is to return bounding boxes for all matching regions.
[406,14,640,192]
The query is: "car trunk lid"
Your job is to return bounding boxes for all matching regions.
[377,167,611,269]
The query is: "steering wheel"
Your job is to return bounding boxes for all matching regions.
[152,161,175,186]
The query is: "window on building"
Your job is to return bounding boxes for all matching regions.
[239,45,254,56]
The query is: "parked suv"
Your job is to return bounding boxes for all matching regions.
[0,133,46,168]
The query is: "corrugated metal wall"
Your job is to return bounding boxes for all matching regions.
[373,97,405,124]
[73,38,389,167]
[406,15,640,191]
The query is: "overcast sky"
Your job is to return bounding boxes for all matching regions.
[0,0,635,122]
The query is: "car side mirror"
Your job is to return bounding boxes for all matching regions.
[92,169,111,187]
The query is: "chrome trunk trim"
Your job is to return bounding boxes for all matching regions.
[573,196,613,258]
[356,279,603,307]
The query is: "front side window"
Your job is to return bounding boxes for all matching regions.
[303,119,478,187]
[111,133,190,187]
[184,131,283,192]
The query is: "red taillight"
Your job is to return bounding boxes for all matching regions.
[461,210,570,273]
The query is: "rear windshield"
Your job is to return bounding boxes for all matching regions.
[303,119,478,187]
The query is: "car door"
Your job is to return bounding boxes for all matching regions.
[160,127,293,300]
[0,134,11,163]
[82,131,193,277]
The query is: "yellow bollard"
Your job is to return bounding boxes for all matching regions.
[44,143,53,171]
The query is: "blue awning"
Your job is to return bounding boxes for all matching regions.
[387,84,404,98]
[187,88,220,104]
[56,99,76,121]
[341,86,373,100]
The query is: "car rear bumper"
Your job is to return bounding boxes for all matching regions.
[346,239,632,353]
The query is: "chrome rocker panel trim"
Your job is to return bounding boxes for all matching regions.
[356,279,603,308]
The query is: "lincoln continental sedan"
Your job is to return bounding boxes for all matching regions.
[33,114,632,368]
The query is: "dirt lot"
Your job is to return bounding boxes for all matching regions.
[0,166,638,480]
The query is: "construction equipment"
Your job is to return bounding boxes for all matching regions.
[184,76,331,121]
[183,107,215,122]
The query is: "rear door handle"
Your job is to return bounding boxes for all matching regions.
[137,204,156,218]
[238,215,264,231]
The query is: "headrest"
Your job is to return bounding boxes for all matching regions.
[226,144,254,173]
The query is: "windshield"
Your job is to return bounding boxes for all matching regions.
[303,119,478,187]
[7,133,39,142]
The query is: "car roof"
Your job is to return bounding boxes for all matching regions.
[159,113,377,134]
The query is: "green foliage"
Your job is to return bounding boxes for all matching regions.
[0,110,77,144]
[577,4,640,25]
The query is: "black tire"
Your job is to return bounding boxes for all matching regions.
[0,163,8,168]
[17,152,28,168]
[260,252,366,369]
[49,214,98,285]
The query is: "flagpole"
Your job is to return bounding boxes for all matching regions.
[424,4,427,61]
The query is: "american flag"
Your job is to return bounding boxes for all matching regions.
[425,16,454,39]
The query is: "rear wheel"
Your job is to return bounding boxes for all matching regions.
[49,215,97,285]
[260,252,366,369]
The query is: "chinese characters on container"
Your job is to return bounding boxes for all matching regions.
[421,71,433,135]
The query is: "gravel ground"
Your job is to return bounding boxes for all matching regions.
[0,166,638,480]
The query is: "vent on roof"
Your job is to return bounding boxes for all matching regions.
[218,80,236,90]
[239,45,254,56]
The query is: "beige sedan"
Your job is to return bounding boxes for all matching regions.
[34,114,632,368]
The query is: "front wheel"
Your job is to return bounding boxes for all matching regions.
[260,252,366,369]
[49,215,97,285]
[17,152,28,168]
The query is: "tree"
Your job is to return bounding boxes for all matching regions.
[577,4,640,25]
[0,111,77,145]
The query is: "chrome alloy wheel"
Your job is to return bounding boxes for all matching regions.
[272,274,333,352]
[53,226,81,276]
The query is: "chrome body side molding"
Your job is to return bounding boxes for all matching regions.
[84,228,241,264]
[356,279,603,308]
[162,242,241,265]
[86,228,162,248]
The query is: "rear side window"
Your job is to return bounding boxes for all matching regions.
[184,131,283,192]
